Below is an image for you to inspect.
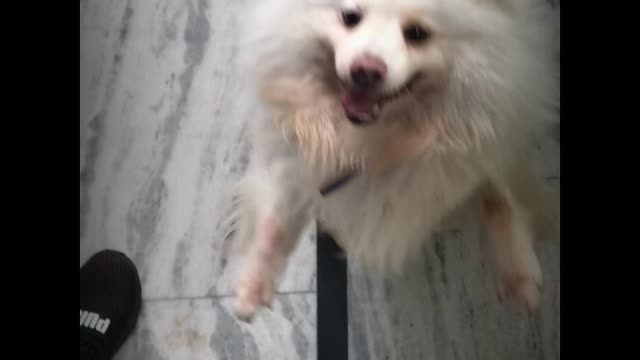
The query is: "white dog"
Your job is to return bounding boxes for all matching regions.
[227,0,559,321]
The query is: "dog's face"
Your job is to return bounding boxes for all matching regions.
[255,0,518,127]
[320,0,449,125]
[251,0,556,165]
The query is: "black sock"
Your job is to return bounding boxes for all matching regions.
[80,250,142,360]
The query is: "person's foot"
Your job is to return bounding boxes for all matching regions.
[80,250,142,360]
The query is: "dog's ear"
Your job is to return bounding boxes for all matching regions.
[474,0,516,13]
[476,0,559,15]
[305,0,341,8]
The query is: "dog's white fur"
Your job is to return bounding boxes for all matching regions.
[227,0,559,320]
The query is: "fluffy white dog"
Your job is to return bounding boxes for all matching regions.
[227,0,559,321]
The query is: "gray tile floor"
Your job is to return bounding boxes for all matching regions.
[80,1,560,359]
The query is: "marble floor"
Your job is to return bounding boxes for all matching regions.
[80,1,560,359]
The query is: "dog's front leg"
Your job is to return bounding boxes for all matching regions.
[482,183,543,314]
[232,209,288,321]
[230,148,316,321]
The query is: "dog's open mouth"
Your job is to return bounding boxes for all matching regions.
[340,73,421,125]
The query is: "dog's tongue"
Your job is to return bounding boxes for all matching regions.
[340,90,378,115]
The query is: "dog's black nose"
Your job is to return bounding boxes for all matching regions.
[349,55,387,90]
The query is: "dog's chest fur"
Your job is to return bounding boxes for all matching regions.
[276,105,491,270]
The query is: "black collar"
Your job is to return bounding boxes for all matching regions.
[319,173,357,197]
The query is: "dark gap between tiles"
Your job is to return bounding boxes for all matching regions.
[144,290,316,302]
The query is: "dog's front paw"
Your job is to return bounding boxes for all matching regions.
[495,246,543,314]
[497,272,542,314]
[232,257,275,322]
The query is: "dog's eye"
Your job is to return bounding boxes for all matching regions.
[403,24,430,45]
[340,10,362,28]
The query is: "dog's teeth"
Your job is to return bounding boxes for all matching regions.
[372,104,380,114]
[355,113,372,122]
